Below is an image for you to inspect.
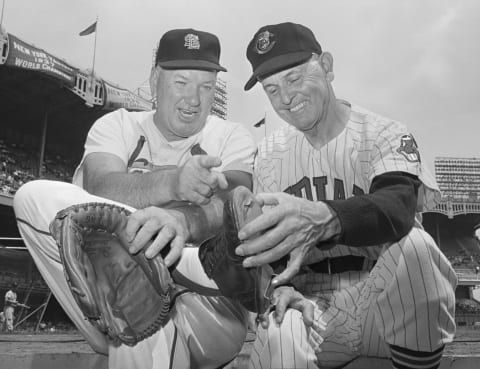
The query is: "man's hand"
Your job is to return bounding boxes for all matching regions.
[236,192,341,285]
[257,286,314,329]
[126,207,188,266]
[173,155,228,205]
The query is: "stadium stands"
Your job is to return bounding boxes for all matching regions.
[0,137,76,196]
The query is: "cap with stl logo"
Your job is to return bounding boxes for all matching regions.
[155,28,227,72]
[244,22,322,90]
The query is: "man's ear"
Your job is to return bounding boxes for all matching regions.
[320,52,334,82]
[149,66,159,97]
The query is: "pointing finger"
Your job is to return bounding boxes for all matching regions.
[197,155,222,169]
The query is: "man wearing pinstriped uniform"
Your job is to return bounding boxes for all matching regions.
[238,22,456,369]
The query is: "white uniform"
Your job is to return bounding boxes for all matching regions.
[4,289,17,332]
[14,109,255,369]
[249,103,457,368]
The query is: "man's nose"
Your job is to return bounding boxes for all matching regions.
[185,86,201,106]
[279,88,294,105]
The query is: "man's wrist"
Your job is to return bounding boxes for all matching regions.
[317,201,342,242]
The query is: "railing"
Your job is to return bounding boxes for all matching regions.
[429,200,480,218]
[70,72,104,107]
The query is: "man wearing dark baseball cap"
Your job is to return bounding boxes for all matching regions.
[13,27,255,369]
[155,28,227,72]
[239,22,454,369]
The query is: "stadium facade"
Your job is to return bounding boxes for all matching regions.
[435,157,480,202]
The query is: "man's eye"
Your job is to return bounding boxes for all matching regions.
[175,81,186,86]
[202,85,213,91]
[267,88,277,95]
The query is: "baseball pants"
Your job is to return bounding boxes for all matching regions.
[4,306,15,332]
[249,227,457,369]
[14,180,248,369]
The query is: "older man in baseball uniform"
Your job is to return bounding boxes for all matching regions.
[238,22,457,369]
[14,28,255,369]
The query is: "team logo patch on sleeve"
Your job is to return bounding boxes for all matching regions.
[397,134,421,163]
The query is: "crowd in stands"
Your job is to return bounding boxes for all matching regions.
[447,251,480,269]
[0,139,77,196]
[456,298,480,314]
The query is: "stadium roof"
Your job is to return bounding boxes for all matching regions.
[0,29,152,158]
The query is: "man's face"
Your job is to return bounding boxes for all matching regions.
[151,68,217,141]
[261,57,331,132]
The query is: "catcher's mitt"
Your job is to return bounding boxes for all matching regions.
[199,186,274,314]
[49,203,174,346]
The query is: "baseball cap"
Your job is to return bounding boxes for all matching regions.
[244,22,322,90]
[155,28,227,72]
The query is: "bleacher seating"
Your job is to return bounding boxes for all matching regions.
[456,298,480,314]
[437,221,480,268]
[0,138,77,196]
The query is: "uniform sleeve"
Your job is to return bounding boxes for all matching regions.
[218,124,256,174]
[253,138,278,195]
[82,109,131,165]
[369,121,441,211]
[325,171,421,246]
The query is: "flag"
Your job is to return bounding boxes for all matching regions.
[254,117,265,128]
[79,21,97,36]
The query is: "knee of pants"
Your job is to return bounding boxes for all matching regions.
[13,180,72,217]
[173,294,248,363]
[387,227,457,304]
[260,308,306,341]
[397,228,451,273]
[13,180,41,214]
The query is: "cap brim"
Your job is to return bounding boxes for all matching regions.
[244,51,313,91]
[157,59,227,72]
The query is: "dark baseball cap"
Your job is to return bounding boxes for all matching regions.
[155,28,227,72]
[244,22,322,90]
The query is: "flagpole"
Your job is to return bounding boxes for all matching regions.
[91,16,98,78]
[0,0,6,29]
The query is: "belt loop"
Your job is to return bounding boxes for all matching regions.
[327,258,331,275]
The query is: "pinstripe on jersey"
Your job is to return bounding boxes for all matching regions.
[249,103,456,368]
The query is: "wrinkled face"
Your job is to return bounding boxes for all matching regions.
[261,56,331,132]
[151,67,217,141]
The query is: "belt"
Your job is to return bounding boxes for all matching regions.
[308,255,366,274]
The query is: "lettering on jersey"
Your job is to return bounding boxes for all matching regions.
[285,176,313,200]
[285,176,365,201]
[313,176,327,200]
[353,184,365,196]
[397,134,420,163]
[334,178,346,200]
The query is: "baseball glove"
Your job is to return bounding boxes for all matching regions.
[199,186,274,314]
[49,203,174,346]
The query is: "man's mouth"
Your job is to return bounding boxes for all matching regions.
[289,101,306,113]
[178,108,198,120]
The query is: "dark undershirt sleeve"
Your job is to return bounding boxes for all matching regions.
[323,171,421,246]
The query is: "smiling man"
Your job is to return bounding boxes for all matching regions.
[14,28,255,369]
[239,22,457,369]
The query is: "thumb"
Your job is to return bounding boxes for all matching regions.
[212,171,228,190]
[197,155,222,169]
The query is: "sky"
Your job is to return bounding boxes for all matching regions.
[1,0,480,171]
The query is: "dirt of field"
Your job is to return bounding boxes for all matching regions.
[0,327,479,369]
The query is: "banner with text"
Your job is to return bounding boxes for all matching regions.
[103,81,152,112]
[5,34,77,86]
